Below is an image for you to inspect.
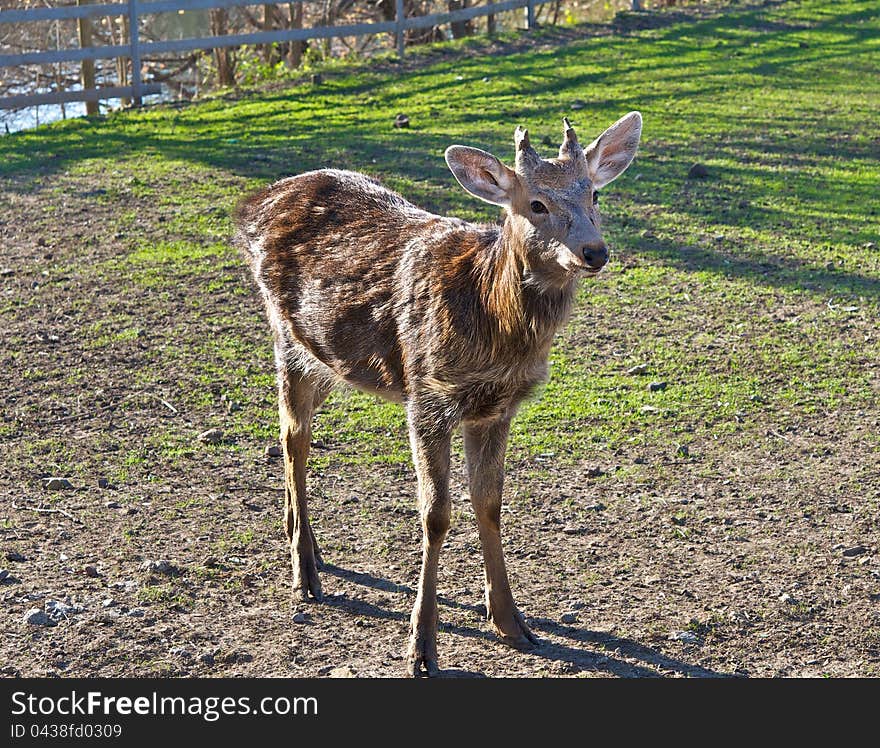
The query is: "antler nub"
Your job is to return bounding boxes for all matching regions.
[514,125,541,174]
[560,117,582,160]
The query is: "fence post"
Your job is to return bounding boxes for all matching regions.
[396,0,405,58]
[128,0,142,106]
[76,0,98,115]
[526,0,535,30]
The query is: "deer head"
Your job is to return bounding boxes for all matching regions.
[445,111,643,287]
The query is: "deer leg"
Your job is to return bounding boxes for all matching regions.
[405,406,452,677]
[463,417,538,649]
[307,383,330,565]
[278,361,329,601]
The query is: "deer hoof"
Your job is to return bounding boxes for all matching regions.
[493,608,539,650]
[406,634,440,678]
[293,551,322,602]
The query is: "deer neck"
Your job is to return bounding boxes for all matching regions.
[476,218,576,341]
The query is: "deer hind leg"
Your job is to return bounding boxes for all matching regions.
[405,405,453,677]
[463,417,538,649]
[277,357,330,601]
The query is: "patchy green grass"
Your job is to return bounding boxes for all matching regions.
[1,0,877,478]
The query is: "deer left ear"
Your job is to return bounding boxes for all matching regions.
[585,111,643,189]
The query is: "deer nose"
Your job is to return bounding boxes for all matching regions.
[582,243,609,270]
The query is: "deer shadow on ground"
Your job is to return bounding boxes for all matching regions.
[322,563,732,678]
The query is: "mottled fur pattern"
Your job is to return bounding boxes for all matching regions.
[238,169,560,415]
[236,112,642,676]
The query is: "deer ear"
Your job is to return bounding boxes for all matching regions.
[445,146,517,207]
[585,111,643,189]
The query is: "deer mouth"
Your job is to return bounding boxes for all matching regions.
[577,265,603,277]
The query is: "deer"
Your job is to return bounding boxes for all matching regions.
[235,111,643,676]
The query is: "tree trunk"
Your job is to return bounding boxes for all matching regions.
[287,2,304,68]
[210,9,236,87]
[320,0,332,59]
[54,21,66,119]
[262,4,275,63]
[76,0,99,115]
[379,0,396,21]
[449,0,472,39]
[116,13,130,108]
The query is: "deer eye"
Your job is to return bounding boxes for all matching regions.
[530,200,548,214]
[592,191,599,205]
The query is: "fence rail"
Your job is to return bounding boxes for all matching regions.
[0,0,553,111]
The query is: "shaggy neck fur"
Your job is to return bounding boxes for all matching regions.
[473,218,577,342]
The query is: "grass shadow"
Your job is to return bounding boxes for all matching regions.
[618,213,880,300]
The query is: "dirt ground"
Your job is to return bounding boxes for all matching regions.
[2,164,878,679]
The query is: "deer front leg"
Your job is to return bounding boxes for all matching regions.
[463,417,539,649]
[405,407,452,677]
[278,362,328,601]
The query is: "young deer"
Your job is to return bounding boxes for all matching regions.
[236,112,642,676]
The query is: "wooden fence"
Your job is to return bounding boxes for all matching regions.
[0,0,556,111]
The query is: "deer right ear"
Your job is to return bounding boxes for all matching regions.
[444,146,517,207]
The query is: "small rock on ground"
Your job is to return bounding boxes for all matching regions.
[627,363,649,376]
[24,608,51,626]
[44,477,74,490]
[292,612,308,624]
[141,559,175,574]
[222,651,253,664]
[842,546,867,557]
[197,428,224,445]
[560,612,578,624]
[84,565,99,578]
[669,631,699,644]
[327,665,357,678]
[648,381,667,392]
[46,600,83,621]
[5,551,25,562]
[687,163,709,179]
[264,444,282,457]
